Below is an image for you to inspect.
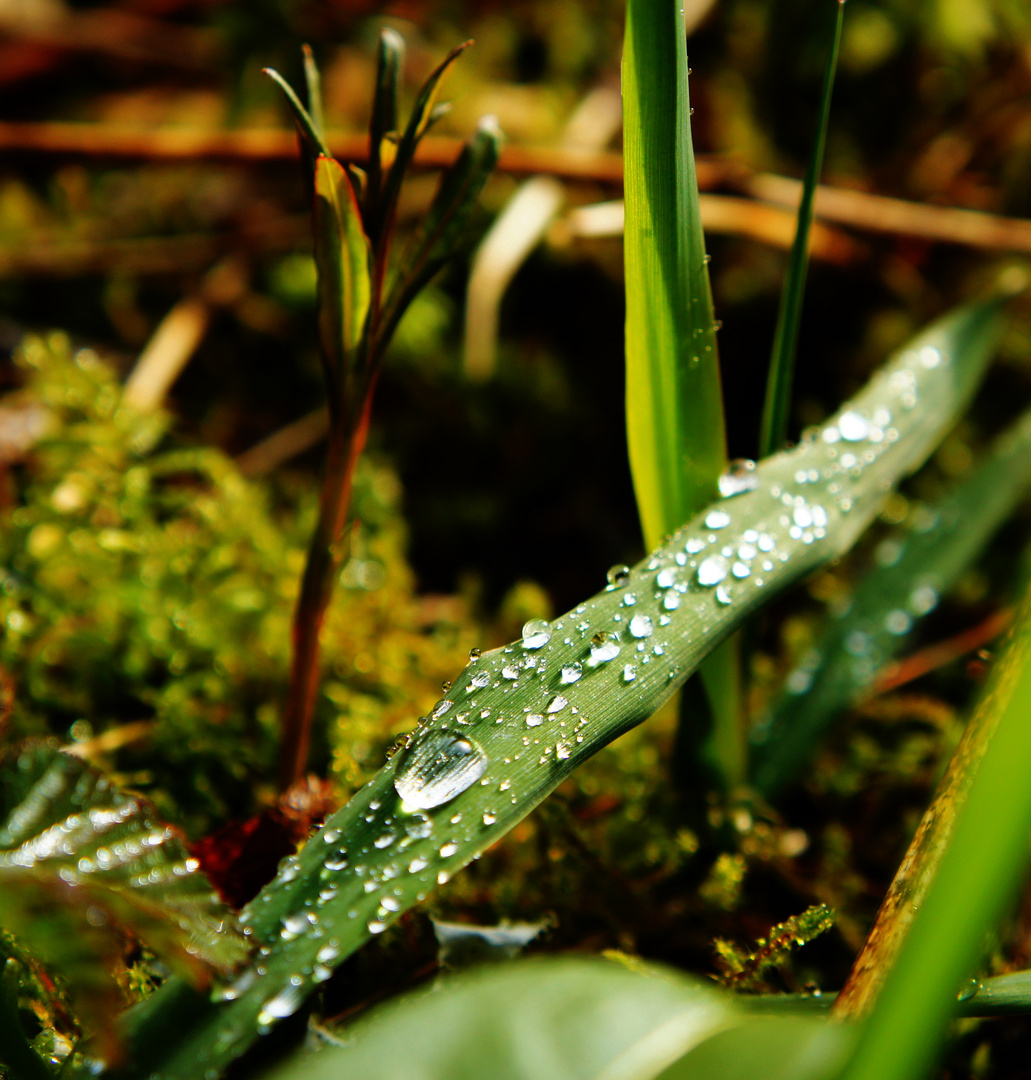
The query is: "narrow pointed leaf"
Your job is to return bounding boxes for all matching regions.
[379,116,502,348]
[753,400,1031,796]
[312,156,372,399]
[758,0,845,459]
[301,45,325,144]
[264,67,333,171]
[108,298,1003,1080]
[365,28,404,230]
[372,41,472,246]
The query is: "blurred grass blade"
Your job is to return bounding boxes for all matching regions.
[371,41,471,248]
[109,296,1002,1080]
[758,0,845,459]
[378,117,502,348]
[752,394,1031,797]
[301,45,325,142]
[622,0,739,787]
[263,67,333,171]
[312,156,372,399]
[365,28,404,233]
[838,571,1031,1080]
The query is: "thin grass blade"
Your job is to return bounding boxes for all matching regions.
[364,28,404,233]
[301,45,325,142]
[758,0,845,459]
[752,398,1031,797]
[107,296,1004,1080]
[838,569,1031,1080]
[263,67,333,172]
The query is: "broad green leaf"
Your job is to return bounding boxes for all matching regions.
[759,0,845,459]
[107,298,1003,1080]
[364,28,404,235]
[0,743,247,1062]
[622,0,737,786]
[312,156,372,402]
[378,116,502,349]
[840,570,1031,1080]
[267,958,737,1080]
[752,400,1031,796]
[371,42,471,248]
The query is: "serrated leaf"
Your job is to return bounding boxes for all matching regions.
[379,116,501,348]
[312,156,372,400]
[108,297,1005,1080]
[752,401,1031,797]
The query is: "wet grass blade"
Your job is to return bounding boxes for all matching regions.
[622,0,741,786]
[758,0,845,459]
[838,570,1031,1080]
[105,297,1003,1080]
[752,397,1031,797]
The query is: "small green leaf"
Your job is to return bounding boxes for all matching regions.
[365,28,404,232]
[371,41,472,248]
[759,0,846,459]
[312,156,373,400]
[379,116,502,349]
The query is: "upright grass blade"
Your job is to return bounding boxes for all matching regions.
[751,398,1031,796]
[262,67,333,173]
[105,299,1003,1080]
[758,0,845,459]
[301,45,325,145]
[838,570,1031,1080]
[364,29,404,237]
[622,0,740,787]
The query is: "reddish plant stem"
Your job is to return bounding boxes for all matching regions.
[278,380,378,790]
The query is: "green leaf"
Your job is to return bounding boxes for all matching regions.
[108,296,1003,1080]
[371,41,472,249]
[301,45,325,144]
[378,116,502,349]
[364,28,404,233]
[840,569,1031,1080]
[622,0,738,788]
[312,156,373,401]
[267,957,738,1080]
[263,67,333,173]
[752,397,1031,797]
[759,0,846,459]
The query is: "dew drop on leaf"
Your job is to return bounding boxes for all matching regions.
[521,619,551,649]
[394,731,489,810]
[560,662,583,684]
[697,556,728,587]
[606,564,631,587]
[629,614,653,638]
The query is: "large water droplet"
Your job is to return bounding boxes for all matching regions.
[705,510,731,529]
[606,564,631,588]
[560,662,583,684]
[546,694,568,714]
[471,670,491,688]
[622,664,637,682]
[715,585,733,605]
[629,614,654,639]
[589,633,621,665]
[521,620,551,649]
[324,848,349,871]
[838,411,869,442]
[697,556,728,587]
[656,568,676,589]
[394,731,489,810]
[526,714,544,727]
[718,459,758,497]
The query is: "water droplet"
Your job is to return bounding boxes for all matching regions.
[521,620,551,649]
[469,648,482,661]
[758,533,775,552]
[367,920,387,935]
[380,897,400,913]
[697,556,728,587]
[607,564,631,588]
[258,980,306,1024]
[546,694,568,714]
[403,813,433,839]
[280,911,315,940]
[324,848,349,871]
[322,827,341,844]
[560,663,583,684]
[483,811,497,825]
[589,633,621,665]
[705,509,731,529]
[731,562,750,579]
[838,411,869,442]
[663,592,681,611]
[441,680,452,693]
[394,731,489,810]
[919,345,942,369]
[718,459,758,497]
[439,842,459,858]
[623,664,637,682]
[317,942,341,965]
[885,610,912,635]
[686,537,706,554]
[526,714,544,727]
[715,584,732,605]
[374,832,396,849]
[629,614,654,638]
[409,856,429,873]
[470,670,491,688]
[502,664,520,680]
[793,506,813,528]
[909,585,939,616]
[656,568,676,589]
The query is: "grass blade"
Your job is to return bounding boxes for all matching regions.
[758,0,845,459]
[751,398,1031,797]
[838,570,1031,1080]
[364,29,404,233]
[301,45,325,142]
[107,297,1003,1080]
[263,67,332,172]
[622,0,740,787]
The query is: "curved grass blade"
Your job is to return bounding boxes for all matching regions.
[623,0,740,787]
[364,28,404,234]
[752,400,1031,797]
[838,570,1031,1080]
[378,116,502,349]
[758,0,845,459]
[263,67,333,173]
[105,298,1004,1080]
